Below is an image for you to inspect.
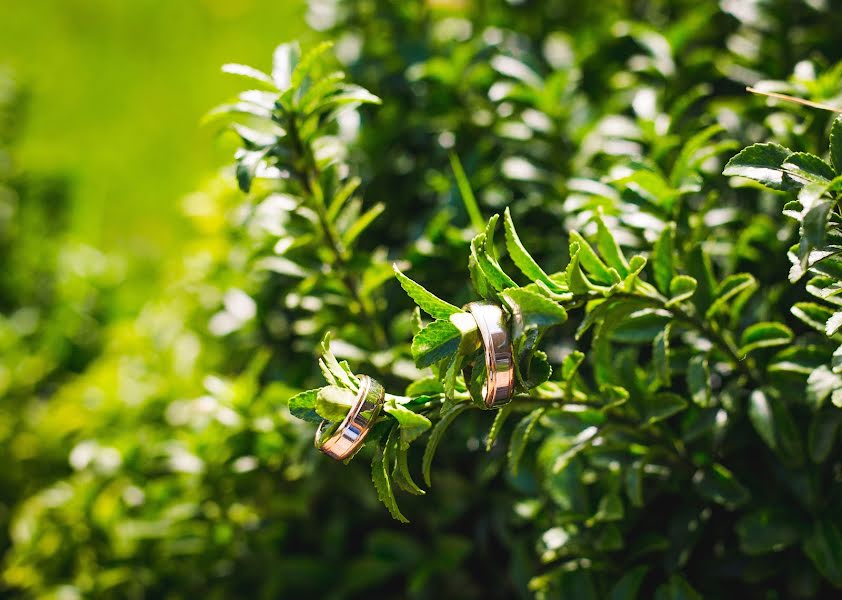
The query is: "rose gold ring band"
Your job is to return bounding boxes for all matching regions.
[316,375,385,460]
[464,302,515,409]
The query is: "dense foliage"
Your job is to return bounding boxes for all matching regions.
[3,1,842,598]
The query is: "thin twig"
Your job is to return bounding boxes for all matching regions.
[746,87,842,114]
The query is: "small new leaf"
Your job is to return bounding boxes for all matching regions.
[667,275,697,306]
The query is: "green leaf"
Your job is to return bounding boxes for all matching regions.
[288,389,322,423]
[687,355,710,407]
[692,463,750,507]
[272,41,301,91]
[666,275,697,306]
[327,176,361,220]
[685,244,716,313]
[671,124,728,186]
[393,266,460,319]
[735,508,800,555]
[318,84,381,113]
[611,308,671,343]
[371,442,409,523]
[802,199,832,253]
[318,334,359,390]
[385,425,425,497]
[235,148,269,193]
[503,207,553,285]
[625,461,644,507]
[411,320,462,368]
[792,302,836,333]
[221,63,275,88]
[609,566,649,600]
[705,273,756,318]
[422,402,469,487]
[502,287,568,329]
[723,143,793,191]
[653,325,670,387]
[832,116,842,174]
[783,152,836,183]
[808,409,841,463]
[748,390,777,450]
[643,392,686,424]
[592,493,624,524]
[807,366,842,410]
[290,40,334,89]
[393,441,425,496]
[618,169,679,209]
[654,576,703,600]
[652,223,675,295]
[593,211,630,276]
[623,255,647,290]
[508,408,546,476]
[739,322,794,354]
[342,202,385,247]
[451,154,485,233]
[486,403,514,451]
[551,426,599,473]
[562,351,586,381]
[315,386,356,422]
[232,123,278,148]
[383,399,432,446]
[471,230,517,292]
[569,231,614,285]
[567,243,594,295]
[750,389,804,463]
[827,311,842,336]
[804,519,842,587]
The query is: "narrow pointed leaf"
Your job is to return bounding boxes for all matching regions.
[503,207,552,284]
[422,402,469,486]
[394,266,460,319]
[652,223,675,294]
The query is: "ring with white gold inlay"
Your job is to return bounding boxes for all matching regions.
[462,302,515,409]
[316,375,385,460]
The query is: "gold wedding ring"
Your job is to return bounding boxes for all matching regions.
[316,375,385,460]
[464,302,515,408]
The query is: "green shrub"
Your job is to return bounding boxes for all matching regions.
[4,1,842,598]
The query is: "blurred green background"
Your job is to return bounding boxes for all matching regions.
[3,0,842,597]
[0,0,309,259]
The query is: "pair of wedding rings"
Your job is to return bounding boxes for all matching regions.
[316,302,515,460]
